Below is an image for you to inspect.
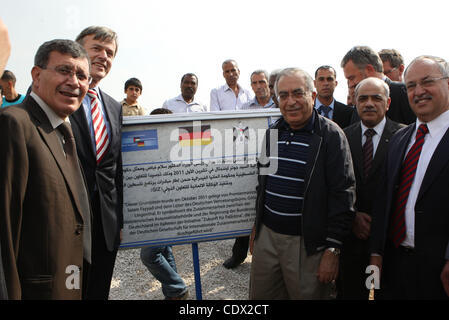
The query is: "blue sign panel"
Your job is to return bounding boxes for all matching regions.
[122,129,158,152]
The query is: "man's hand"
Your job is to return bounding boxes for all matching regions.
[317,250,339,283]
[441,260,449,297]
[353,211,372,240]
[369,255,383,278]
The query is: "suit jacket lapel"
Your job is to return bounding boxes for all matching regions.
[370,119,395,177]
[70,103,96,159]
[417,126,449,201]
[390,123,415,181]
[27,98,85,222]
[332,103,342,123]
[347,123,363,179]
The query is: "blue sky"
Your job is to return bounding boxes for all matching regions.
[2,0,447,113]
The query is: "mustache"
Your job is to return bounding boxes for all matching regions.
[413,94,432,104]
[58,85,83,97]
[361,106,377,113]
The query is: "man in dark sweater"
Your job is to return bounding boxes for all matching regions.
[249,68,355,299]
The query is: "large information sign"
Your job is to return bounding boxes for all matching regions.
[120,110,281,249]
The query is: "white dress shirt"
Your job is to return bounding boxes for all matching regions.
[360,117,386,158]
[162,94,207,113]
[402,109,449,247]
[209,84,253,111]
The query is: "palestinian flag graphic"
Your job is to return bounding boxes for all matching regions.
[178,125,212,147]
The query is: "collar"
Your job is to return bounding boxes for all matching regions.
[251,97,275,108]
[315,97,335,110]
[30,91,67,129]
[175,94,199,105]
[361,116,386,137]
[416,109,449,139]
[279,110,315,133]
[121,99,141,108]
[224,83,242,92]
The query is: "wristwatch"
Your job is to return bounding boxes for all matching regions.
[326,247,341,256]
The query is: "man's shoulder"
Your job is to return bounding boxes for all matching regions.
[334,100,353,114]
[99,89,120,108]
[165,95,182,104]
[0,98,36,134]
[386,79,407,97]
[386,117,407,132]
[388,121,413,144]
[343,120,360,135]
[210,84,227,93]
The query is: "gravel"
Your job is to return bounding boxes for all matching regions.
[109,238,251,300]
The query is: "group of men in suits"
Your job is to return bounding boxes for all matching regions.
[0,26,123,300]
[0,22,448,300]
[338,49,449,299]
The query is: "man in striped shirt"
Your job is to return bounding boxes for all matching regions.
[249,68,356,299]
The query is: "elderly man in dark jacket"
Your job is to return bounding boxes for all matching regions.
[249,68,356,299]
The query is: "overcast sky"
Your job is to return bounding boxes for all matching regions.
[2,0,447,113]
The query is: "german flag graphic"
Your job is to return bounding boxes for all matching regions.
[133,137,145,147]
[178,125,212,147]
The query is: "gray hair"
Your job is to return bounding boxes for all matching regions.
[341,46,384,73]
[354,77,390,100]
[222,59,238,69]
[269,68,282,80]
[250,69,269,82]
[76,26,118,56]
[34,39,90,69]
[274,67,314,96]
[404,55,449,80]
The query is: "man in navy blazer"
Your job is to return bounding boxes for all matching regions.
[341,46,416,126]
[70,26,123,300]
[370,55,449,299]
[341,78,404,299]
[314,65,354,129]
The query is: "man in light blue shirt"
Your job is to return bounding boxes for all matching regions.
[163,73,207,113]
[210,59,253,111]
[242,70,275,110]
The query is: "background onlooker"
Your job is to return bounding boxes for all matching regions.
[121,77,146,116]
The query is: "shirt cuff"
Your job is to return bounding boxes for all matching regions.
[326,237,343,250]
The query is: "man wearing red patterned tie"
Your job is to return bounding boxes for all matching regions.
[70,26,123,300]
[370,56,449,299]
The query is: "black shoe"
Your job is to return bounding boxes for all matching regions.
[223,256,245,269]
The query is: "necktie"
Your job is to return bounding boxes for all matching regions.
[363,129,376,178]
[58,122,92,263]
[318,105,331,119]
[88,89,110,163]
[389,124,429,247]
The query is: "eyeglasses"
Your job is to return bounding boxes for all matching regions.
[277,89,310,101]
[384,67,397,75]
[44,65,91,84]
[405,76,449,92]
